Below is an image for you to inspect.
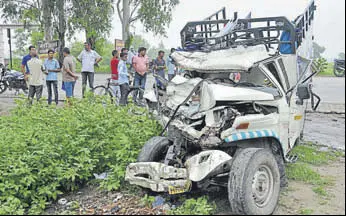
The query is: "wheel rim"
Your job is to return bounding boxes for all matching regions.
[251,165,274,208]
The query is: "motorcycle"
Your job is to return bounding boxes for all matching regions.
[0,63,28,95]
[334,59,345,77]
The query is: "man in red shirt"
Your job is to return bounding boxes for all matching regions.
[110,50,121,101]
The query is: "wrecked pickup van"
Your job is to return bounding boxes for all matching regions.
[126,1,321,215]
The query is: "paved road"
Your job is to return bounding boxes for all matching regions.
[0,73,156,100]
[309,77,345,113]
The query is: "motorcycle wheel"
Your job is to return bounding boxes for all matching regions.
[0,81,7,94]
[334,68,345,77]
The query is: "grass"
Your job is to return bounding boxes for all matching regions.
[288,144,343,165]
[286,163,331,186]
[312,186,328,197]
[286,142,345,197]
[299,208,314,215]
[317,63,335,77]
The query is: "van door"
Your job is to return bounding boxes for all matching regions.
[287,57,312,148]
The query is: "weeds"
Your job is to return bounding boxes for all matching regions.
[0,96,161,214]
[168,196,216,215]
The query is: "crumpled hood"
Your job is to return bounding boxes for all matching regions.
[166,76,275,111]
[171,46,273,72]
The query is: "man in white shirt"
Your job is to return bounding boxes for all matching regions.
[77,42,102,97]
[127,47,136,71]
[26,49,48,104]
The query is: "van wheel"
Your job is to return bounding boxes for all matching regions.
[137,137,171,162]
[228,148,281,215]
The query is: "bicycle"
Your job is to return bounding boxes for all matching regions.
[92,78,145,107]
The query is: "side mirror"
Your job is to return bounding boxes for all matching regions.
[296,83,311,105]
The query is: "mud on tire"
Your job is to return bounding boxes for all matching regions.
[137,137,171,162]
[228,148,281,215]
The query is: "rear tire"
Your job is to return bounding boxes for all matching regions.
[137,137,171,162]
[0,81,7,94]
[228,148,281,215]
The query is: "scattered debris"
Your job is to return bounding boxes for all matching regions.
[58,198,68,206]
[152,196,165,208]
[93,172,109,180]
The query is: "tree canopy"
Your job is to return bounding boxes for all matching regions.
[116,0,180,43]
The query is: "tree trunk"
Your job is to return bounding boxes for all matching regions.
[122,0,130,43]
[57,0,66,65]
[42,0,53,41]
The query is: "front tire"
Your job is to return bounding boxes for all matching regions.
[0,81,7,94]
[228,148,281,215]
[137,137,171,162]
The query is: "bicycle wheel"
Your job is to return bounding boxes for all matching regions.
[92,86,114,105]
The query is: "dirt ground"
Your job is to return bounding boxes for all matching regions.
[276,158,345,215]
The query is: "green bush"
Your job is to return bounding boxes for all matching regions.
[168,196,216,215]
[0,97,161,214]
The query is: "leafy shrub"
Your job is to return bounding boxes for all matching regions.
[168,196,216,215]
[0,97,161,214]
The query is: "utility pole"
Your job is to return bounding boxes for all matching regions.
[0,24,39,65]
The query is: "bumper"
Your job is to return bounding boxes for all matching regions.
[125,162,191,193]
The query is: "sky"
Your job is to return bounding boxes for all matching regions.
[1,0,345,59]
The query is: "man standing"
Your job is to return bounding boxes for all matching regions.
[167,48,176,81]
[78,42,102,97]
[44,49,61,105]
[26,49,48,104]
[63,48,79,105]
[132,47,149,105]
[153,51,167,89]
[21,45,37,80]
[118,52,130,106]
[110,50,121,101]
[127,47,136,71]
[121,48,128,54]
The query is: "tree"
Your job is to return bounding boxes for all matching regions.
[338,52,345,60]
[313,42,326,59]
[314,58,328,73]
[116,0,180,43]
[68,0,113,50]
[131,35,151,52]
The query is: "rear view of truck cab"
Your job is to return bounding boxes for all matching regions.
[126,1,321,215]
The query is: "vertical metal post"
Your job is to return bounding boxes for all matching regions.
[0,27,4,64]
[7,29,12,69]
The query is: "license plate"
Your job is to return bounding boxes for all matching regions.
[168,181,192,195]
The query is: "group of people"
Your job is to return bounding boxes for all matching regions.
[110,47,178,106]
[21,42,100,105]
[20,42,179,106]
